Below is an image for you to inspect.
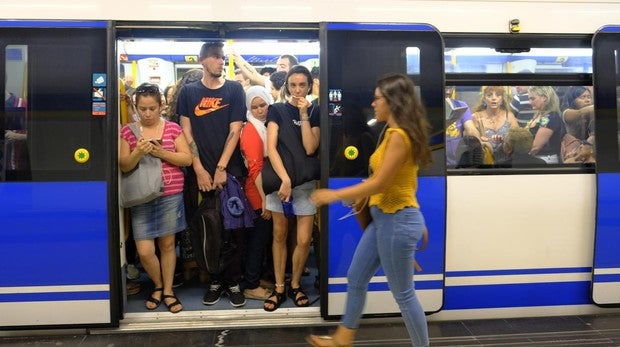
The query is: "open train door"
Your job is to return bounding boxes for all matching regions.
[591,25,620,306]
[0,21,119,328]
[319,23,445,318]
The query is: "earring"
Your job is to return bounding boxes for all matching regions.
[482,101,487,108]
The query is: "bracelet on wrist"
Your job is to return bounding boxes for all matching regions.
[216,165,227,172]
[301,116,310,121]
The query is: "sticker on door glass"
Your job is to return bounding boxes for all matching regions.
[92,87,106,102]
[92,73,106,87]
[92,102,106,116]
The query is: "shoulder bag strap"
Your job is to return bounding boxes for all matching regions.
[128,122,142,141]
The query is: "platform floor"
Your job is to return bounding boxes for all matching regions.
[1,313,619,346]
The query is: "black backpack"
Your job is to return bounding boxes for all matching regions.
[189,190,236,274]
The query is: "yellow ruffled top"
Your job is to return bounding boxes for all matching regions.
[368,127,419,213]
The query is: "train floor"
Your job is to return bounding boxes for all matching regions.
[124,245,321,313]
[1,313,619,346]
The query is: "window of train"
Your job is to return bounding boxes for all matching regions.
[329,46,421,178]
[3,45,29,181]
[445,46,594,169]
[616,51,620,160]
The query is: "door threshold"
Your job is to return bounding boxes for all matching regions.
[95,307,328,334]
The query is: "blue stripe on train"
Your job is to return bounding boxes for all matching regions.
[443,281,591,309]
[593,274,620,283]
[0,20,107,28]
[594,173,620,273]
[0,182,109,287]
[327,176,446,277]
[447,267,591,277]
[329,280,444,293]
[327,23,435,32]
[0,291,110,302]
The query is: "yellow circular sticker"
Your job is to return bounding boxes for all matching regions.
[74,148,90,164]
[344,146,359,160]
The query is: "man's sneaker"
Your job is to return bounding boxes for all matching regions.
[202,282,225,305]
[226,284,246,307]
[172,272,184,288]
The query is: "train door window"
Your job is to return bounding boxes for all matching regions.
[445,38,593,170]
[3,45,29,181]
[616,50,620,159]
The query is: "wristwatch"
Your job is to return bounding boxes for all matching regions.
[216,165,227,172]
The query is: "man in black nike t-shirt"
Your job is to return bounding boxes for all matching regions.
[178,41,248,308]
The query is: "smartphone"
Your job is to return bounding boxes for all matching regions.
[282,197,294,218]
[150,139,162,145]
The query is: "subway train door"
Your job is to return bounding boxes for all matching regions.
[320,23,445,317]
[0,21,119,328]
[591,25,620,306]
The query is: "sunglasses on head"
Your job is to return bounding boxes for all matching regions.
[135,83,160,94]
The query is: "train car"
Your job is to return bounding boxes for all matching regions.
[1,0,620,333]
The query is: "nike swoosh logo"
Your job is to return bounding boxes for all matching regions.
[195,104,229,116]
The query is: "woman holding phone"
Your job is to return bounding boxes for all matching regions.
[119,83,192,313]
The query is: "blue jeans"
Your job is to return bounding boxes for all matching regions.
[342,206,429,347]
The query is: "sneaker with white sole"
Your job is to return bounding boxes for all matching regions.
[202,281,225,305]
[226,284,246,307]
[172,272,184,288]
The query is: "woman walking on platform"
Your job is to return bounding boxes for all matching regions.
[308,73,431,347]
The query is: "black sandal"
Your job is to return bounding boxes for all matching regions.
[162,294,183,314]
[288,286,309,307]
[263,290,286,312]
[145,287,163,310]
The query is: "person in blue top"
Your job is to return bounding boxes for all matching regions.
[444,86,476,167]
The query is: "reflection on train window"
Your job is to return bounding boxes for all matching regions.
[446,85,595,168]
[3,45,30,181]
[329,89,382,178]
[406,47,420,75]
[445,48,592,74]
[329,47,421,177]
[616,51,620,161]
